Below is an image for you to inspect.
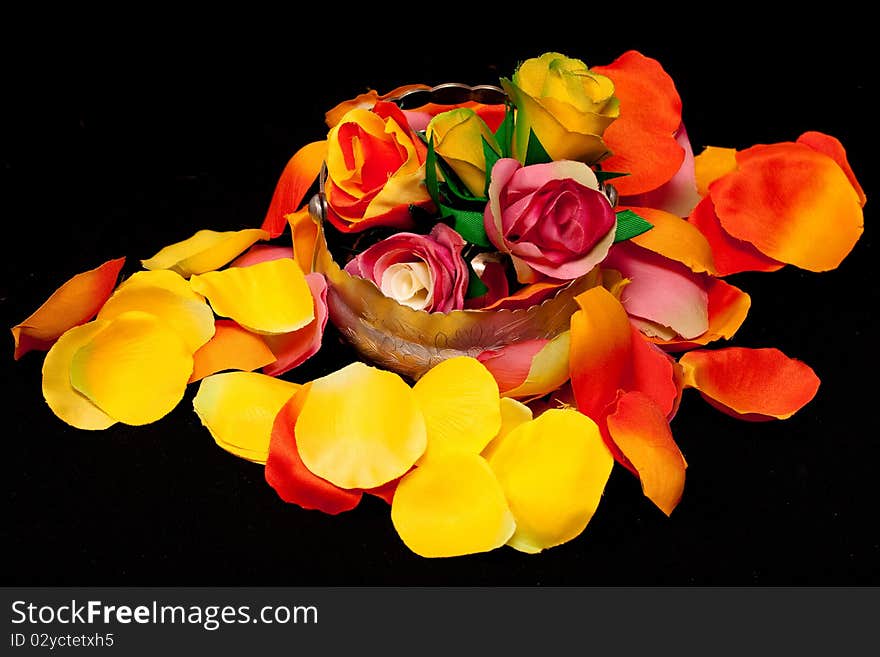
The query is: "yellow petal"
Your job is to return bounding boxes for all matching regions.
[694,146,738,196]
[481,397,533,461]
[296,362,427,489]
[488,408,614,553]
[141,228,269,278]
[503,331,572,399]
[41,321,116,430]
[190,258,314,335]
[412,356,501,463]
[391,451,515,558]
[193,372,300,464]
[98,270,215,352]
[70,311,193,426]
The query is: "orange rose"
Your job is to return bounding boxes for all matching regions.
[325,101,433,233]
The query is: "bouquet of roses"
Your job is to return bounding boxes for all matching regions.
[11,51,865,557]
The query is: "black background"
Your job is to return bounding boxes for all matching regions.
[2,14,877,585]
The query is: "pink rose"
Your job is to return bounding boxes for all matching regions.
[344,223,468,313]
[484,158,617,283]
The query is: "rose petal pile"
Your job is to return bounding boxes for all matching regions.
[10,48,865,560]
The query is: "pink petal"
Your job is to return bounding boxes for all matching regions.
[230,245,295,268]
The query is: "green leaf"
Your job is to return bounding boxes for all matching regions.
[424,135,440,206]
[524,129,552,166]
[493,104,515,159]
[614,209,654,243]
[439,203,491,247]
[466,262,489,299]
[595,171,630,182]
[481,136,501,197]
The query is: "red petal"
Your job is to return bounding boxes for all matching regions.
[623,327,678,419]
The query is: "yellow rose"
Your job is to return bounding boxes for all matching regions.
[426,108,501,198]
[502,52,619,164]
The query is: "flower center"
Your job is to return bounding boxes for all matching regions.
[380,261,434,311]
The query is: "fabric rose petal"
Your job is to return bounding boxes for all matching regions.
[261,273,328,377]
[325,102,432,233]
[69,311,193,426]
[344,223,468,313]
[501,52,619,164]
[679,347,820,421]
[97,270,215,353]
[411,356,502,462]
[141,228,269,278]
[193,372,300,463]
[265,384,364,515]
[261,140,327,239]
[391,451,515,558]
[605,391,687,516]
[41,320,116,430]
[11,257,125,360]
[477,331,572,399]
[295,362,427,490]
[427,108,501,197]
[188,320,277,383]
[485,159,616,283]
[488,408,614,553]
[190,258,314,335]
[592,51,685,197]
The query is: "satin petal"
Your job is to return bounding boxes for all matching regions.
[193,372,299,463]
[41,321,116,430]
[488,408,613,553]
[261,141,327,239]
[606,391,686,516]
[680,347,821,420]
[391,451,515,558]
[189,320,276,383]
[190,258,314,335]
[296,362,427,489]
[69,311,193,426]
[12,257,125,359]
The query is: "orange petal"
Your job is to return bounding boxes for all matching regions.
[97,270,215,353]
[11,257,125,360]
[190,258,314,335]
[797,131,866,206]
[592,51,684,196]
[140,228,269,277]
[480,280,567,311]
[679,347,821,421]
[626,206,716,274]
[264,383,363,514]
[188,320,276,384]
[688,196,784,276]
[193,372,300,463]
[41,321,116,430]
[261,273,328,377]
[694,146,738,197]
[569,286,632,421]
[606,391,687,516]
[623,327,678,419]
[711,142,863,271]
[261,140,327,239]
[324,84,431,128]
[69,310,193,426]
[288,208,319,272]
[649,278,751,351]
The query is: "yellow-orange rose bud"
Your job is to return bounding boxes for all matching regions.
[426,108,501,198]
[502,52,619,165]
